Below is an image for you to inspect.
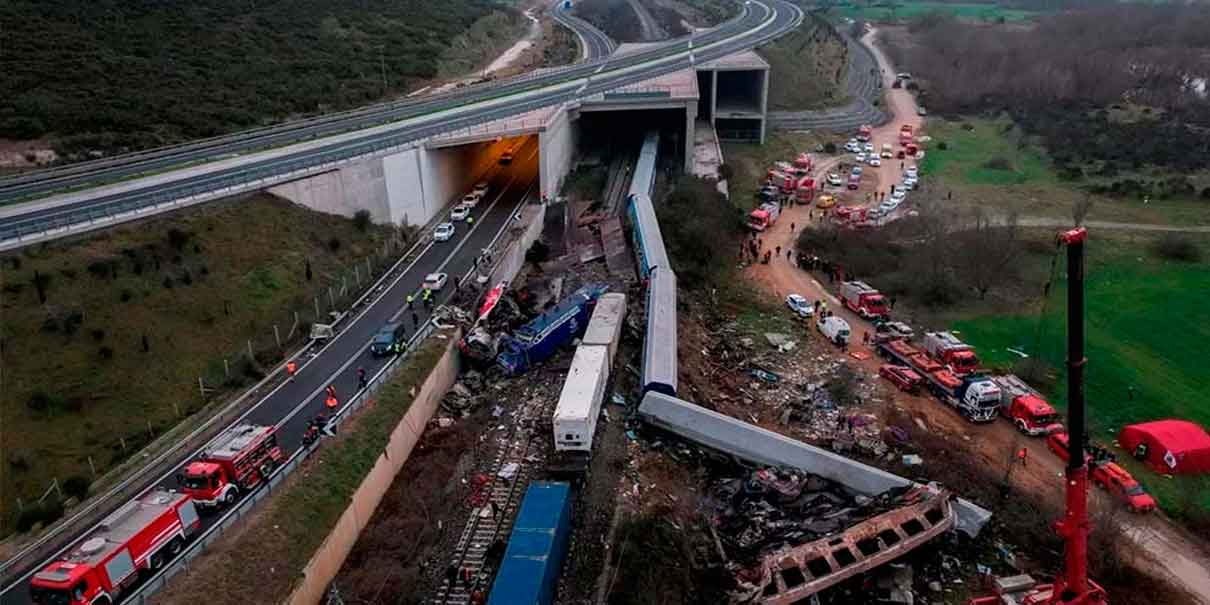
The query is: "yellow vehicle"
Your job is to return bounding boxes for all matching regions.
[880,143,893,159]
[816,194,837,209]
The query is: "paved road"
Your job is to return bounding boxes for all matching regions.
[0,140,541,605]
[551,2,616,59]
[768,16,888,132]
[0,0,784,221]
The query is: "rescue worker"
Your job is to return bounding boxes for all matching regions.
[406,293,415,308]
[1017,446,1029,467]
[467,215,475,226]
[286,360,297,378]
[422,288,432,301]
[326,384,337,399]
[357,367,367,390]
[325,394,338,409]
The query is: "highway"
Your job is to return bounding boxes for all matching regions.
[0,138,541,605]
[551,2,616,60]
[0,0,802,246]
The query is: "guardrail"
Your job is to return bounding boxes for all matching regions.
[118,318,440,605]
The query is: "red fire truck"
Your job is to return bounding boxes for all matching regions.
[30,490,200,605]
[178,423,284,509]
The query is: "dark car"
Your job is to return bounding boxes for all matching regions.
[369,322,406,356]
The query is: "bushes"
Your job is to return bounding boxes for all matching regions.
[14,500,64,533]
[1151,234,1202,262]
[353,210,373,232]
[656,176,744,287]
[62,476,90,502]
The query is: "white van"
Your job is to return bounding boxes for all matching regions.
[817,315,852,346]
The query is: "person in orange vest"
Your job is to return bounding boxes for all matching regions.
[325,395,339,409]
[1016,446,1029,467]
[286,360,297,378]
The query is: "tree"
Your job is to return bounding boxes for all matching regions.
[958,208,1022,300]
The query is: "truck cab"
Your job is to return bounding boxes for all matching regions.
[923,331,979,375]
[840,281,890,321]
[180,424,284,508]
[1007,394,1064,436]
[748,209,773,231]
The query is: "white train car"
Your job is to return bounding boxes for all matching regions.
[552,345,610,452]
[581,293,627,365]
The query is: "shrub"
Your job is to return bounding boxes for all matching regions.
[99,346,114,360]
[40,316,60,333]
[937,140,948,150]
[119,289,133,302]
[87,260,111,279]
[717,163,735,181]
[90,329,105,341]
[26,391,56,412]
[167,227,190,251]
[353,209,373,232]
[162,276,174,289]
[1151,234,1202,262]
[181,270,193,285]
[328,237,342,252]
[63,311,83,336]
[32,271,51,303]
[982,156,1014,171]
[63,475,90,501]
[823,141,837,154]
[15,499,65,533]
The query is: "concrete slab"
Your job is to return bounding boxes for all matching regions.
[427,106,559,149]
[697,49,770,71]
[637,391,993,537]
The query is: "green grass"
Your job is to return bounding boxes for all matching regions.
[951,237,1210,514]
[921,116,1055,186]
[836,1,1036,22]
[147,335,452,604]
[759,14,850,111]
[0,194,395,531]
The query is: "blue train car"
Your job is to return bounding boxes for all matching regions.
[487,482,574,605]
[626,132,668,279]
[642,267,678,396]
[497,284,609,375]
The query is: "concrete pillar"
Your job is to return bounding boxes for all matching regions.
[710,70,719,128]
[683,106,697,174]
[759,68,770,145]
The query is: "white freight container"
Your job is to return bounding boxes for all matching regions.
[553,345,610,452]
[581,293,627,365]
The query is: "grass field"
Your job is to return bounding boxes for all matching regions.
[837,1,1036,22]
[0,195,394,530]
[920,117,1210,226]
[759,14,850,111]
[952,234,1210,514]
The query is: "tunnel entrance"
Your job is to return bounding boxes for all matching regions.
[576,108,689,175]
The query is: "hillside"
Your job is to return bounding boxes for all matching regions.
[0,0,524,161]
[0,194,395,534]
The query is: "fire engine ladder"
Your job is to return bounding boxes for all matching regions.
[431,426,539,604]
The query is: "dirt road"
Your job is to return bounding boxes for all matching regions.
[741,27,1210,605]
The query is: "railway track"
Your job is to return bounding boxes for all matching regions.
[429,394,554,604]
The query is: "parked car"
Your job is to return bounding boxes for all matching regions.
[851,165,864,176]
[854,152,867,163]
[450,204,471,222]
[785,294,814,318]
[917,107,927,116]
[826,173,843,187]
[1046,432,1093,465]
[905,166,919,179]
[433,222,455,242]
[863,142,874,153]
[816,194,837,208]
[845,141,861,153]
[903,176,918,190]
[1091,462,1156,513]
[370,322,407,356]
[879,364,924,393]
[867,156,881,167]
[891,189,907,202]
[423,272,449,291]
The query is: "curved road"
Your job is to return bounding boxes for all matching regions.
[768,15,888,132]
[551,2,616,60]
[0,2,804,602]
[0,1,759,211]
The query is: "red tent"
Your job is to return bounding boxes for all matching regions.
[1119,420,1210,475]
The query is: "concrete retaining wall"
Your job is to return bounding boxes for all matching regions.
[484,201,547,286]
[539,104,577,200]
[286,333,462,605]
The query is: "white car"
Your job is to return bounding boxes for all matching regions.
[903,176,918,190]
[905,166,919,179]
[450,204,471,222]
[473,182,490,198]
[863,143,875,153]
[855,153,868,164]
[891,189,907,202]
[423,272,449,291]
[433,223,455,242]
[867,156,881,167]
[844,141,861,153]
[785,294,814,318]
[826,173,843,187]
[461,192,482,208]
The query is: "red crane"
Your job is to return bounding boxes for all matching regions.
[970,227,1108,605]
